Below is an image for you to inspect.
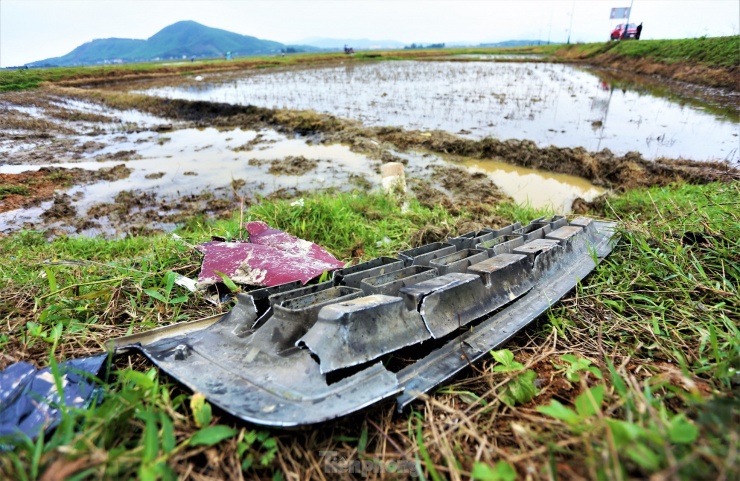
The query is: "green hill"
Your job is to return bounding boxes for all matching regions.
[27,20,284,66]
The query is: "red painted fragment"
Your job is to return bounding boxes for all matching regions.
[197,222,344,287]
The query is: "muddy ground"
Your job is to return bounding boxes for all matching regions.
[0,84,738,237]
[0,164,131,214]
[71,84,737,189]
[248,155,319,175]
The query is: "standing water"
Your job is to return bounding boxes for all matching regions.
[140,61,739,163]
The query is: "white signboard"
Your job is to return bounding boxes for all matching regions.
[610,7,630,19]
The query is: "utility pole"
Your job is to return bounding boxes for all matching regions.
[566,0,576,44]
[622,0,635,40]
[566,0,576,45]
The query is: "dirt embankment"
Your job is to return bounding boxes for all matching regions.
[579,54,737,90]
[551,38,740,90]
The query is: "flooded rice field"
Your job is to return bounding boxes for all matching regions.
[141,61,739,163]
[448,54,547,60]
[1,57,737,238]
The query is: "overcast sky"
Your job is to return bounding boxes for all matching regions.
[1,0,738,67]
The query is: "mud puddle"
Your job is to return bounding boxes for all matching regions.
[0,91,177,166]
[139,61,739,163]
[0,118,608,236]
[0,127,379,236]
[456,157,605,211]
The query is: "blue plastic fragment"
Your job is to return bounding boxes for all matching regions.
[0,354,107,443]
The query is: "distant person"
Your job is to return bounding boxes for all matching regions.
[191,56,195,62]
[636,23,643,40]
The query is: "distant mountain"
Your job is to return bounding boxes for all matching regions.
[27,20,284,67]
[297,37,406,50]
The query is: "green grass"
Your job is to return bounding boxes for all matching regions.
[606,36,740,67]
[0,183,738,479]
[554,35,740,68]
[0,63,158,92]
[0,185,30,199]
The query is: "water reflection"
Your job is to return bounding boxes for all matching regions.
[0,125,606,234]
[139,61,738,163]
[457,157,605,211]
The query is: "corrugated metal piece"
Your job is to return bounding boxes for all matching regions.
[113,217,616,426]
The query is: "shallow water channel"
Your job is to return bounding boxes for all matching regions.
[141,61,739,163]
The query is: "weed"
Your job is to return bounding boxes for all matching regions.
[553,354,603,383]
[537,384,606,432]
[0,185,30,199]
[143,271,190,307]
[471,461,517,481]
[490,349,538,406]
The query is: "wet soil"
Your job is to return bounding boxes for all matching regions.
[0,164,131,214]
[233,133,277,151]
[94,87,740,188]
[557,50,739,91]
[1,82,738,236]
[40,193,77,221]
[55,87,739,191]
[327,126,739,191]
[248,155,319,175]
[82,189,241,236]
[95,149,141,162]
[407,164,514,232]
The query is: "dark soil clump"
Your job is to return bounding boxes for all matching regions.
[249,155,319,175]
[94,163,132,181]
[409,166,512,227]
[429,165,508,205]
[232,133,276,151]
[41,194,76,220]
[96,149,141,162]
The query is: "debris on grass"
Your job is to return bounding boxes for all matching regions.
[196,221,345,287]
[124,216,616,426]
[0,354,107,442]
